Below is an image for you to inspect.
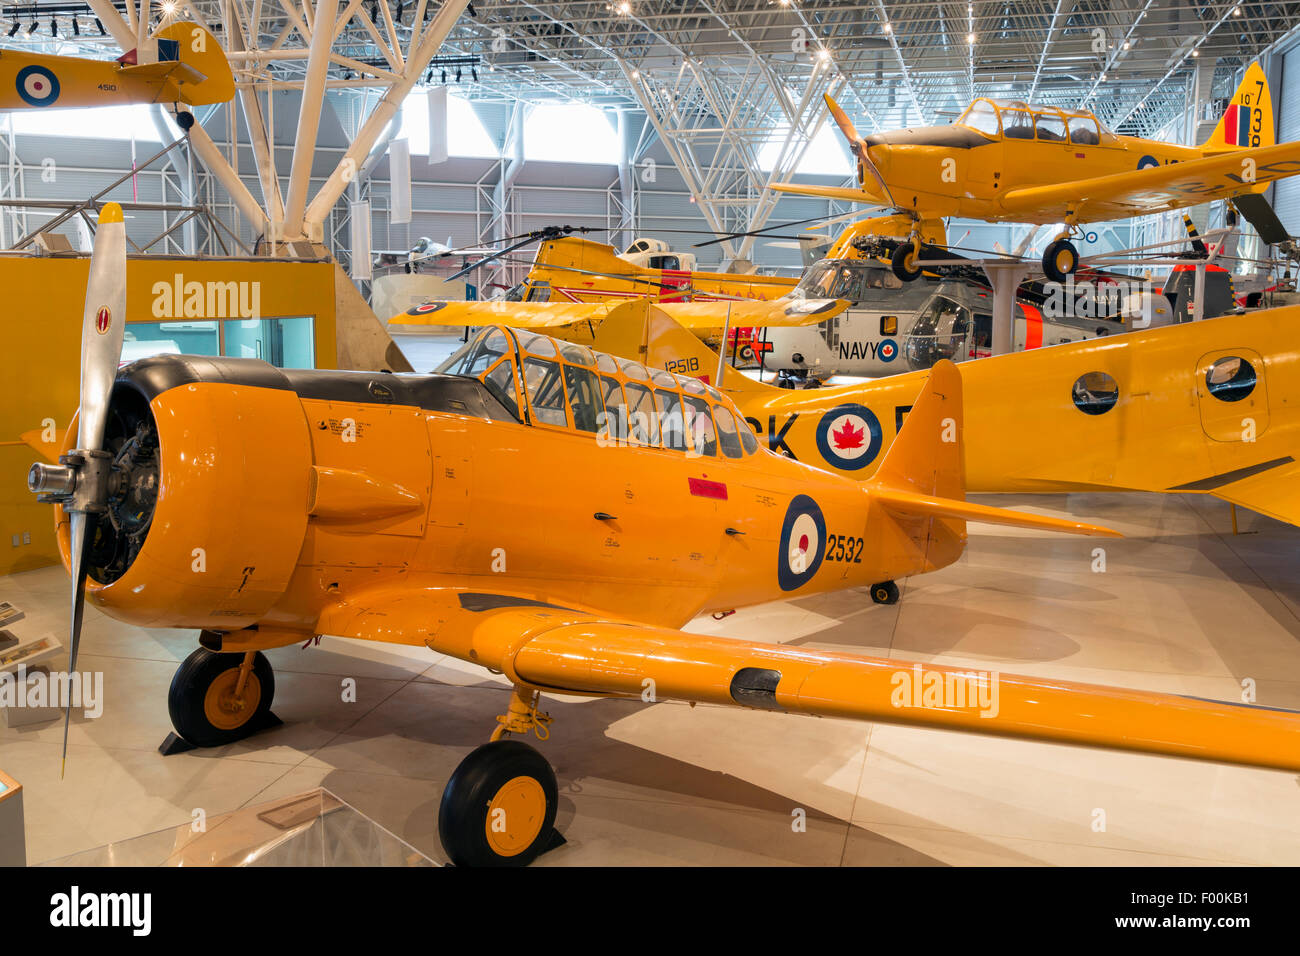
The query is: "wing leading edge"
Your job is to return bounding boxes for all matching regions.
[319,587,1300,773]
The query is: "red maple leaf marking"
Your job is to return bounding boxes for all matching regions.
[831,418,864,450]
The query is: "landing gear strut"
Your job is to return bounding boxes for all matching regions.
[870,580,900,605]
[438,686,562,866]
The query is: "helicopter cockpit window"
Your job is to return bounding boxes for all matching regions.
[524,282,551,303]
[958,101,1001,138]
[1034,111,1067,142]
[1002,107,1035,139]
[504,283,526,302]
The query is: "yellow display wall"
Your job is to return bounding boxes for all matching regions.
[0,255,340,576]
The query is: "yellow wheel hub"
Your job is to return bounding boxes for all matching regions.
[484,775,547,857]
[203,667,261,731]
[1055,248,1073,271]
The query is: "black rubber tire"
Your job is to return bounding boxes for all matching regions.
[167,648,275,748]
[891,242,923,282]
[1042,239,1079,283]
[438,740,558,867]
[870,580,900,605]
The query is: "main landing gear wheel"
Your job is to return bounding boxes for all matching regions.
[1042,238,1079,283]
[167,647,275,747]
[870,580,900,605]
[891,242,923,282]
[438,740,559,867]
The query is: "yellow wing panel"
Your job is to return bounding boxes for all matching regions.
[392,300,615,329]
[999,141,1300,222]
[768,182,883,204]
[319,585,1300,773]
[392,296,848,332]
[1205,458,1300,527]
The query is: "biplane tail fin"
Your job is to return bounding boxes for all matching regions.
[1202,61,1274,154]
[591,299,782,402]
[125,22,234,106]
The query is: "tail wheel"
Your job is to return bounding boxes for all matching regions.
[870,580,900,605]
[891,242,923,282]
[1042,239,1079,283]
[168,648,275,747]
[438,740,558,867]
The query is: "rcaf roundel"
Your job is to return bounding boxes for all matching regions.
[815,402,882,471]
[777,494,826,592]
[16,66,59,107]
[877,337,898,362]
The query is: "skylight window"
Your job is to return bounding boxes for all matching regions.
[4,103,175,142]
[524,103,620,164]
[401,91,497,158]
[758,123,851,177]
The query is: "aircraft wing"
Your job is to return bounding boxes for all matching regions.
[769,182,881,204]
[998,141,1300,222]
[393,299,615,330]
[120,60,207,90]
[318,586,1300,773]
[392,296,848,332]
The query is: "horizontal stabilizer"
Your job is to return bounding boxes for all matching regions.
[874,486,1120,537]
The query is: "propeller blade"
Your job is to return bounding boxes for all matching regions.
[692,214,841,249]
[823,94,896,207]
[59,201,126,779]
[61,512,92,778]
[77,203,127,451]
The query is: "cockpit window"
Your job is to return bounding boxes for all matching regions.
[560,342,595,367]
[564,364,603,432]
[435,327,508,376]
[595,352,619,374]
[1067,115,1101,146]
[795,260,896,302]
[624,382,658,445]
[1034,110,1067,141]
[713,405,744,459]
[516,330,559,357]
[683,396,717,457]
[958,101,1000,137]
[650,369,677,389]
[655,389,687,451]
[1002,107,1034,139]
[482,358,520,421]
[733,409,759,455]
[620,359,651,381]
[522,356,569,427]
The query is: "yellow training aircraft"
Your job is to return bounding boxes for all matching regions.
[600,300,1300,532]
[0,22,233,111]
[26,203,1300,867]
[775,62,1299,284]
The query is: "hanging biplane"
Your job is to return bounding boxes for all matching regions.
[0,21,234,110]
[773,62,1300,284]
[600,300,1300,530]
[25,203,1300,868]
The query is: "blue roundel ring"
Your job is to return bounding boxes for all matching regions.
[778,495,827,592]
[877,337,898,362]
[815,402,883,472]
[15,65,59,107]
[1137,154,1159,170]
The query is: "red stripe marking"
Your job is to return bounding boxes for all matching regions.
[1022,302,1043,349]
[688,477,728,500]
[1224,104,1239,146]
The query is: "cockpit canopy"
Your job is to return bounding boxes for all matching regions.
[436,325,760,459]
[956,98,1110,146]
[793,258,904,303]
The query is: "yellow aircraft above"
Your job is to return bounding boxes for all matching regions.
[0,21,233,111]
[775,62,1298,284]
[27,203,1300,867]
[602,300,1300,531]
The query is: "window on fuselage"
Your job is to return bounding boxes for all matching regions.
[1034,111,1067,141]
[958,101,1000,138]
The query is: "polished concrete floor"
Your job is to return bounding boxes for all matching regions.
[3,491,1299,866]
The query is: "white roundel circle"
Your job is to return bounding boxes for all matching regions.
[824,412,873,462]
[787,512,820,574]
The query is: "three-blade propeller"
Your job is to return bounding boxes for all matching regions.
[26,202,127,778]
